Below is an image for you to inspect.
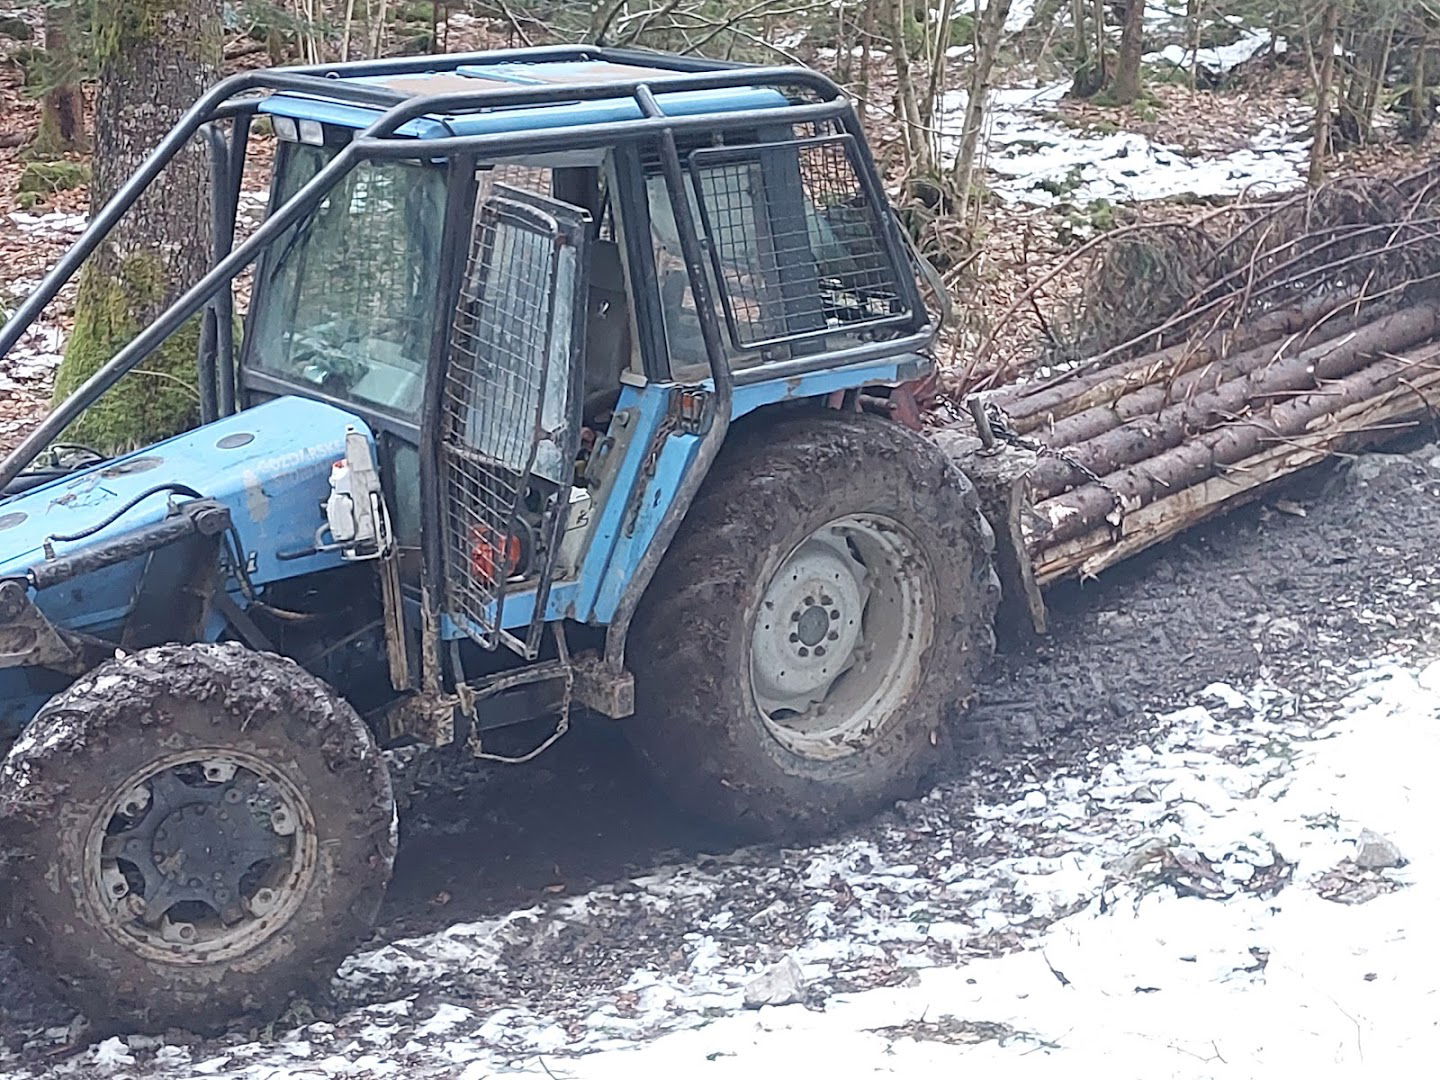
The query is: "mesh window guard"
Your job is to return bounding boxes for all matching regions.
[439,194,562,649]
[688,135,911,352]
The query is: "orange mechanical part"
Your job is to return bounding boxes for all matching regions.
[468,522,524,583]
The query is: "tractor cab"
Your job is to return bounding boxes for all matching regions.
[230,54,931,669]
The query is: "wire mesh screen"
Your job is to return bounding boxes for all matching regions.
[689,135,909,351]
[440,194,561,646]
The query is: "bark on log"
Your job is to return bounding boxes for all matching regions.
[992,291,1362,433]
[1028,337,1440,549]
[1029,301,1440,497]
[1031,348,1440,583]
[1032,301,1374,456]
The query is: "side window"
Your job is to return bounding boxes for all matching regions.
[646,174,712,378]
[646,134,912,379]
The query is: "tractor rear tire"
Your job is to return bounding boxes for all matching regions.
[626,411,999,839]
[0,642,395,1032]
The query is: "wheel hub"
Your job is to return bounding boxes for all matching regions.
[138,779,289,926]
[796,604,830,647]
[749,514,934,761]
[87,752,315,962]
[749,531,868,714]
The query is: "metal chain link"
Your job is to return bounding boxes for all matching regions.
[981,401,1126,517]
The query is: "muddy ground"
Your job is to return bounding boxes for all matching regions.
[2,433,1439,1066]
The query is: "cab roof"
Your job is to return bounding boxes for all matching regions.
[259,57,793,140]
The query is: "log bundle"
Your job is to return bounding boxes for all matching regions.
[971,165,1440,588]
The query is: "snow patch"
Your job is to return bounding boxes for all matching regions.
[1145,28,1278,75]
[943,80,1310,206]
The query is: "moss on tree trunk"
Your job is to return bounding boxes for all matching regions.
[52,256,201,450]
[32,2,87,158]
[51,0,220,453]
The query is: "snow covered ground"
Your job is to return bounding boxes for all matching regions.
[8,635,1435,1078]
[0,210,79,449]
[942,78,1310,208]
[1143,26,1278,76]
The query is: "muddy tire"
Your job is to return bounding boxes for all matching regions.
[626,411,999,838]
[0,642,395,1032]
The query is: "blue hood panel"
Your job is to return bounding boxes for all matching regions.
[0,397,371,631]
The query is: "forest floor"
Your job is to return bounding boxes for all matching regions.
[3,5,1440,1077]
[3,412,1438,1078]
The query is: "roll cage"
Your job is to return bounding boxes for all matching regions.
[0,45,931,686]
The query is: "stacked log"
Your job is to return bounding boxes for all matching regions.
[971,178,1440,588]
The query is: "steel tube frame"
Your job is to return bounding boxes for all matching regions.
[0,53,844,491]
[0,49,929,672]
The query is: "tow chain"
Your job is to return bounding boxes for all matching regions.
[623,408,679,538]
[975,398,1127,521]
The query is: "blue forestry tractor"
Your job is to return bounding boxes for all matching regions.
[0,48,998,1029]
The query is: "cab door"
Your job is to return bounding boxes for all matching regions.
[436,184,591,657]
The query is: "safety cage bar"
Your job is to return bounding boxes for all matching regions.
[0,45,930,679]
[687,133,915,353]
[0,45,925,493]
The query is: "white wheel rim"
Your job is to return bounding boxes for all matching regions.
[749,513,934,761]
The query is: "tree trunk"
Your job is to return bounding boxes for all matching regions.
[1408,29,1431,139]
[858,0,876,108]
[34,2,86,156]
[951,0,1014,213]
[858,0,869,108]
[1187,0,1201,90]
[889,0,933,175]
[1070,0,1091,75]
[51,0,222,451]
[1309,2,1340,186]
[1110,0,1145,104]
[921,0,957,128]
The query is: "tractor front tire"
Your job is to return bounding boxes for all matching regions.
[627,411,999,839]
[0,643,395,1032]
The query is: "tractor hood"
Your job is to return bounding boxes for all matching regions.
[0,397,370,629]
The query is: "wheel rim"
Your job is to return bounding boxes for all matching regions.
[81,748,318,965]
[749,513,935,761]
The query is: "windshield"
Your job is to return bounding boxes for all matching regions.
[249,144,447,419]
